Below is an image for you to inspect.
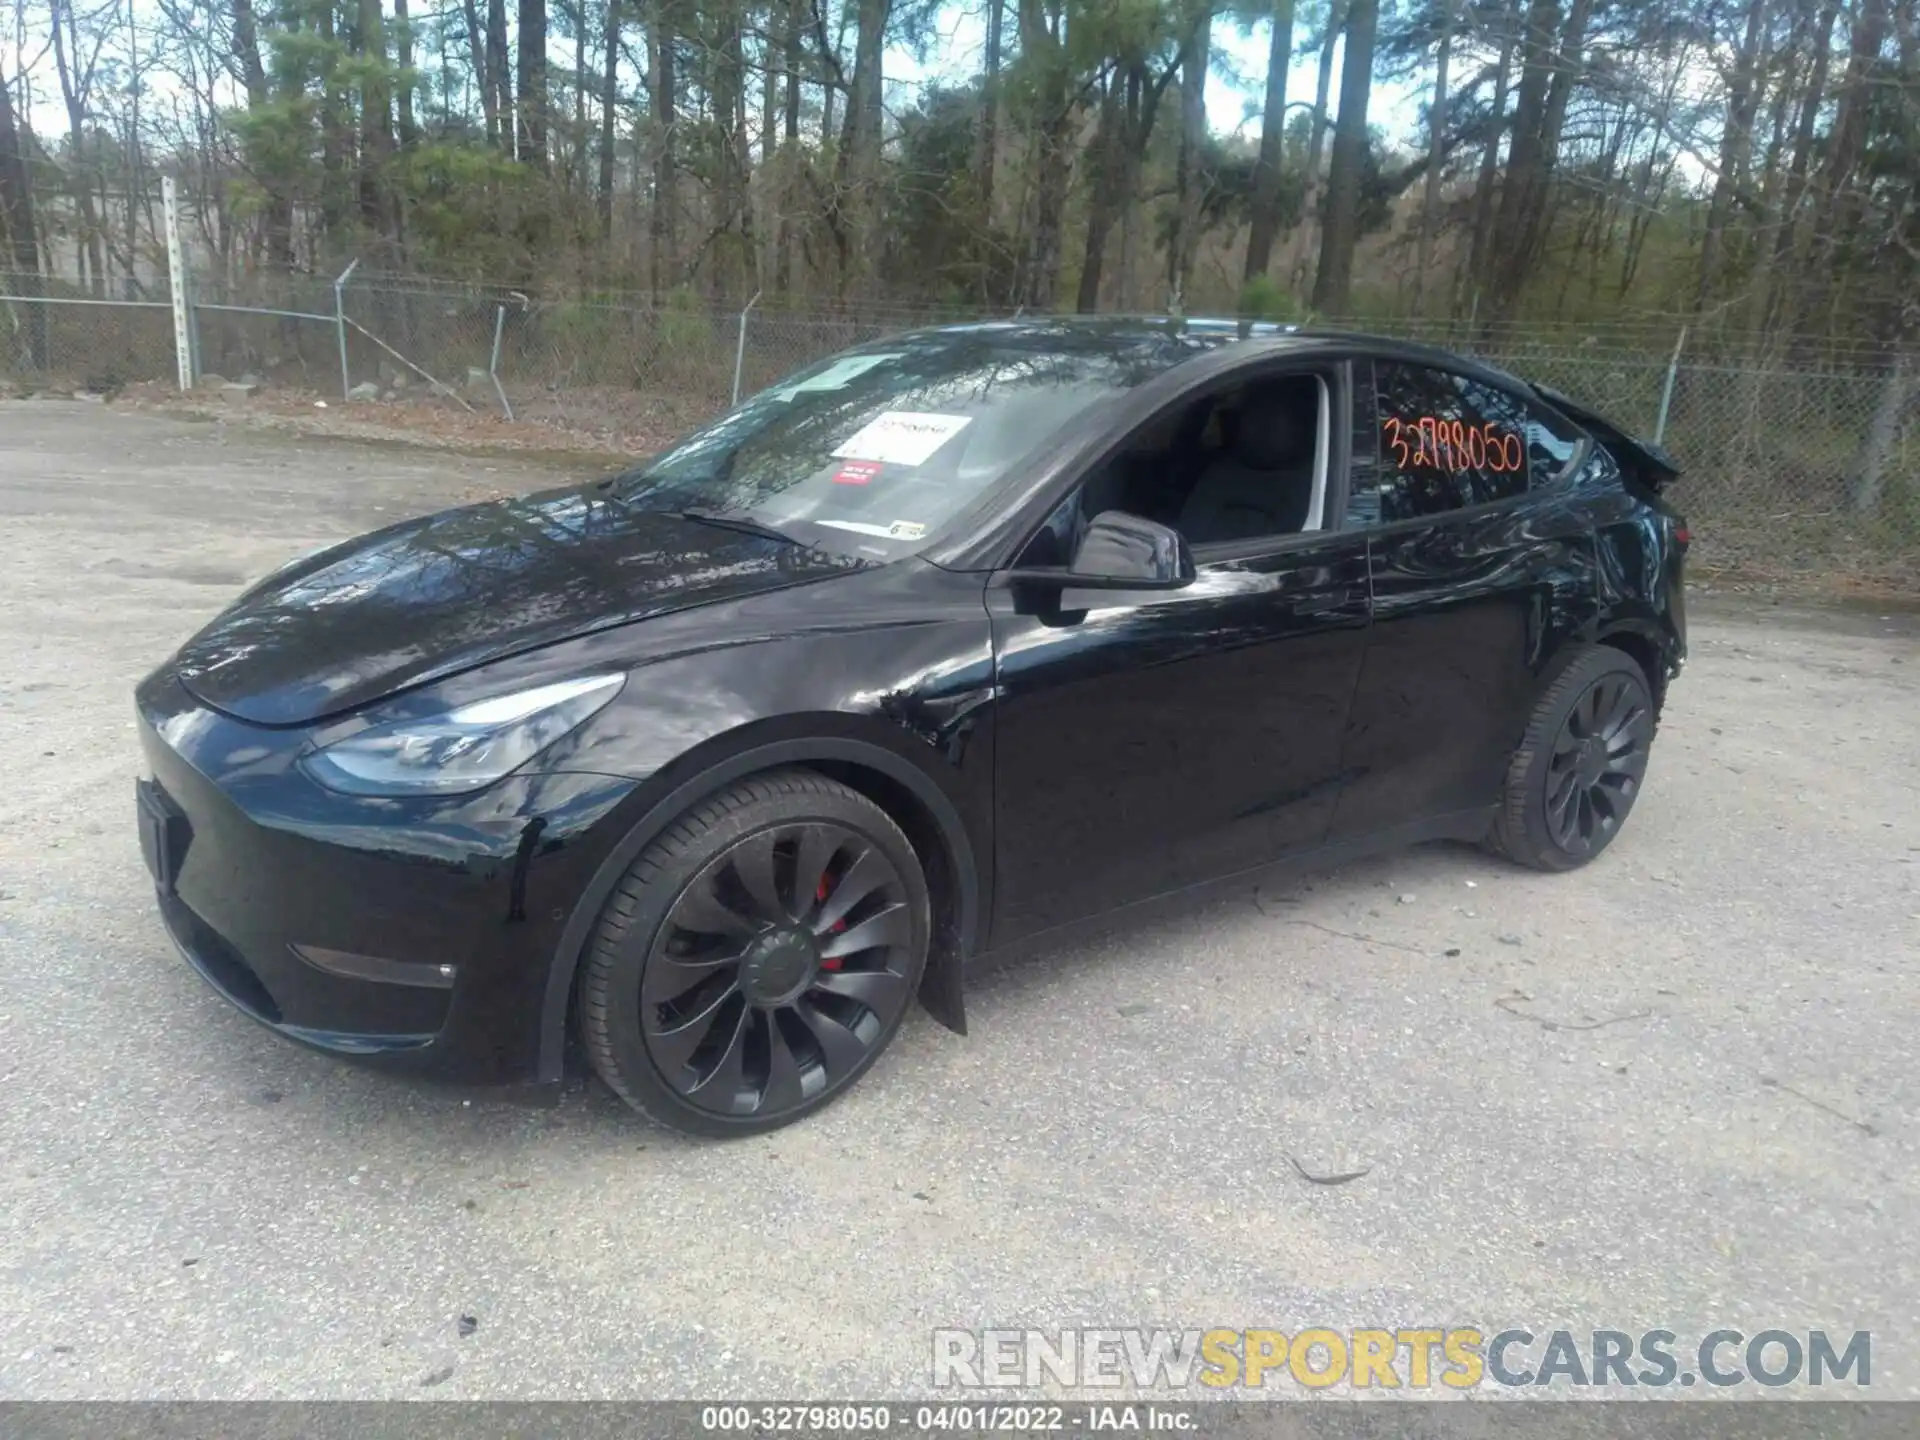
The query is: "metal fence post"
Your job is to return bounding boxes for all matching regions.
[731,290,762,406]
[1654,325,1687,445]
[188,300,203,384]
[161,177,194,391]
[1849,347,1911,515]
[489,304,514,421]
[333,257,360,399]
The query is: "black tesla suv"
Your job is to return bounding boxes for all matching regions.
[135,320,1688,1134]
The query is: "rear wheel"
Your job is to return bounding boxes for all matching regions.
[1489,647,1655,872]
[580,769,929,1135]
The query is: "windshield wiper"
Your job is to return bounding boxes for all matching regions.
[678,507,801,546]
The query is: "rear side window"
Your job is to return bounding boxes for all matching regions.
[1349,362,1583,525]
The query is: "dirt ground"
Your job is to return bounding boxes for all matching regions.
[1,398,1916,1401]
[113,376,685,472]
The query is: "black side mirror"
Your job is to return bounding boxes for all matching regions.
[1070,510,1195,588]
[1005,510,1195,592]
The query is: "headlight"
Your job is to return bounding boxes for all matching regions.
[300,674,625,796]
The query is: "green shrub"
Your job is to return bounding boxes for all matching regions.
[1238,275,1301,323]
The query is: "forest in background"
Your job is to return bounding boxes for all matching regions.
[0,0,1915,356]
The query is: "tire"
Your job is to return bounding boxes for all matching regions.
[1488,646,1657,872]
[580,768,930,1136]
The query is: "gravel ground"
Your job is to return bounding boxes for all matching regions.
[0,400,1915,1401]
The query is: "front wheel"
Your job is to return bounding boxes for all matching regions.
[1488,647,1656,872]
[579,769,929,1135]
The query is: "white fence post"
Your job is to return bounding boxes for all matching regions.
[489,304,514,420]
[732,290,762,406]
[161,177,194,391]
[1654,325,1687,444]
[333,257,360,399]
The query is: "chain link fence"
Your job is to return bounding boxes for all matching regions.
[4,266,1915,591]
[189,271,345,392]
[0,270,180,387]
[1438,340,1917,589]
[329,276,1006,435]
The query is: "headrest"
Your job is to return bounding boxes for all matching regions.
[1235,384,1314,469]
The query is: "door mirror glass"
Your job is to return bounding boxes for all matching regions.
[1069,510,1196,589]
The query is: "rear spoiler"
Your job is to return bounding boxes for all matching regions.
[1530,381,1681,490]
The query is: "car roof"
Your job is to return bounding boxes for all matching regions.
[887,315,1535,393]
[886,316,1687,466]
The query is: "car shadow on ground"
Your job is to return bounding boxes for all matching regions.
[139,836,1507,1164]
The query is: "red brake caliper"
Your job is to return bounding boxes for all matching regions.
[815,875,845,969]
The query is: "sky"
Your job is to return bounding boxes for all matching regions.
[888,10,1429,149]
[4,5,1432,157]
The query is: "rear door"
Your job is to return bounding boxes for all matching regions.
[1330,357,1599,839]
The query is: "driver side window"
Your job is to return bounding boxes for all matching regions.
[1015,371,1330,566]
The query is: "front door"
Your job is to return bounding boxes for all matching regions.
[986,365,1371,945]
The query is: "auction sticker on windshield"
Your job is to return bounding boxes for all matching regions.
[815,518,929,540]
[833,411,972,466]
[816,519,901,538]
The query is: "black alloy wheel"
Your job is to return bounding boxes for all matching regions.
[646,820,916,1112]
[1543,670,1652,857]
[1489,646,1657,872]
[581,770,929,1134]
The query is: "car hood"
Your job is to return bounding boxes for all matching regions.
[172,485,864,725]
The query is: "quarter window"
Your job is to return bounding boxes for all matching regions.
[1349,362,1584,525]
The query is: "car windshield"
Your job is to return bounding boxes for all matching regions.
[614,322,1228,561]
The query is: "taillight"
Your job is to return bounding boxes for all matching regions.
[1674,525,1691,546]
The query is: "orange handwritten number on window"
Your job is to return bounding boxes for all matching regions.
[1483,422,1508,471]
[1386,414,1524,476]
[1384,417,1409,467]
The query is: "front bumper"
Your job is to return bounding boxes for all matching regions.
[134,670,639,1089]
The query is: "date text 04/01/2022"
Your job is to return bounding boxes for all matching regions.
[696,1404,1198,1433]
